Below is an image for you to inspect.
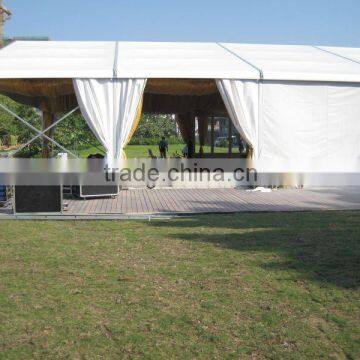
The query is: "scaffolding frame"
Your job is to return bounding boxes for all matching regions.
[0,102,80,158]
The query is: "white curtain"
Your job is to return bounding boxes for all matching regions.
[73,78,147,167]
[216,80,259,157]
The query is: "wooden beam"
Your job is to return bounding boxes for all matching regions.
[42,111,55,158]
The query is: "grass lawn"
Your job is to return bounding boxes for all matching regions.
[2,144,233,158]
[78,144,231,158]
[0,212,359,358]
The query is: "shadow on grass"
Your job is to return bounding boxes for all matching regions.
[148,211,360,289]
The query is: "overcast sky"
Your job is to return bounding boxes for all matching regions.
[4,0,360,46]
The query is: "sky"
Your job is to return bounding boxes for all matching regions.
[4,0,360,47]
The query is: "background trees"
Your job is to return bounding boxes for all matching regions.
[129,113,179,145]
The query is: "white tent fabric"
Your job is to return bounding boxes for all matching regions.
[222,43,360,82]
[215,78,360,174]
[114,42,260,79]
[319,46,360,66]
[73,78,146,166]
[0,41,259,80]
[0,41,117,78]
[259,81,360,161]
[1,41,360,81]
[216,79,259,157]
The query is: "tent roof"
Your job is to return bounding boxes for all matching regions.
[1,41,360,82]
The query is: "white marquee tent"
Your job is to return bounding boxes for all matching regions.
[1,41,360,174]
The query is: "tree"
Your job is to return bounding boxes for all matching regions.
[54,112,100,151]
[0,94,40,150]
[132,114,177,139]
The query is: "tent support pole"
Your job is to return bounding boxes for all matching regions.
[188,112,196,158]
[210,117,215,155]
[228,118,233,155]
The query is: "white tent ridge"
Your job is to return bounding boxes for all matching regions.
[1,41,360,82]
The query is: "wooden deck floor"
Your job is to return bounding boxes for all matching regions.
[65,187,360,215]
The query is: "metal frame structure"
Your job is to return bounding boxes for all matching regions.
[0,102,80,158]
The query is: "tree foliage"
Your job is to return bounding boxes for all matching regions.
[54,112,100,151]
[0,95,41,145]
[131,113,180,144]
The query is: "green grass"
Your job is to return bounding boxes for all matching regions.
[3,144,233,159]
[78,144,231,158]
[0,212,359,358]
